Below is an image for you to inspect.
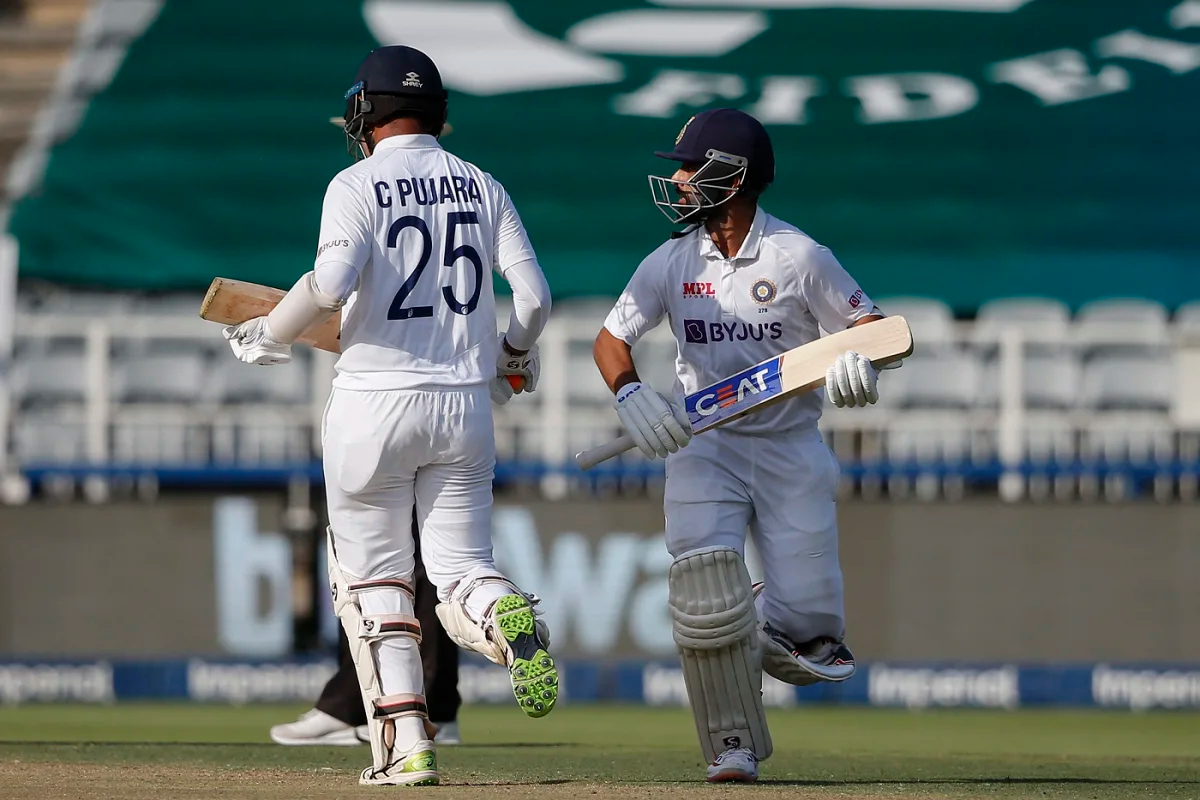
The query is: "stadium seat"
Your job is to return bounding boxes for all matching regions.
[883,353,982,409]
[1075,298,1170,352]
[979,354,1082,410]
[11,353,88,407]
[1173,299,1200,339]
[973,296,1070,354]
[1081,414,1174,466]
[34,291,133,317]
[1080,355,1173,411]
[213,358,310,404]
[134,293,207,316]
[111,408,209,463]
[885,412,976,466]
[11,410,87,463]
[112,353,208,403]
[874,296,955,348]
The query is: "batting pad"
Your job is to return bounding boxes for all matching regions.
[669,546,772,764]
[327,532,425,774]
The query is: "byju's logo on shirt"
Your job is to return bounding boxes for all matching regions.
[682,282,715,298]
[849,289,864,308]
[683,320,783,344]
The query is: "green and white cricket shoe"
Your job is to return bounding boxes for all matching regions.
[493,593,559,718]
[358,744,439,786]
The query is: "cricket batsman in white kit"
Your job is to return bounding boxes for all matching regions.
[222,46,557,786]
[594,108,898,783]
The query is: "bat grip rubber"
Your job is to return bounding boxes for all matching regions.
[506,375,523,390]
[574,435,637,470]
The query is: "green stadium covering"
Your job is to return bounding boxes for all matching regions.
[8,0,1199,311]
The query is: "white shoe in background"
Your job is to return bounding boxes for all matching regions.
[269,708,364,746]
[433,720,461,745]
[706,747,759,783]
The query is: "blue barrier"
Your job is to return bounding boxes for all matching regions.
[2,659,1198,710]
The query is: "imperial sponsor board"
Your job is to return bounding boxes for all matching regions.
[1092,665,1200,710]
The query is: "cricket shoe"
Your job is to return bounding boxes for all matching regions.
[269,708,367,746]
[359,741,439,786]
[492,593,559,718]
[751,581,855,687]
[707,747,759,783]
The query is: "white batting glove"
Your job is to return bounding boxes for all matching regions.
[222,317,291,366]
[497,334,539,393]
[489,375,515,406]
[826,350,881,408]
[614,381,693,459]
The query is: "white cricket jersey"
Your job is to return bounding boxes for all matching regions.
[313,134,537,391]
[604,206,877,435]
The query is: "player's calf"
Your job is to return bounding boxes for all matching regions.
[436,572,559,718]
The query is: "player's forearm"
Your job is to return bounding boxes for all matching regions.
[502,258,551,352]
[594,327,640,393]
[265,270,346,343]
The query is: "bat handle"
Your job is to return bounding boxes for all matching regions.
[574,435,637,470]
[506,375,523,390]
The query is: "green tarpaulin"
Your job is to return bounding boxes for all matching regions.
[8,0,1199,311]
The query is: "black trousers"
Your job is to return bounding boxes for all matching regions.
[316,524,461,726]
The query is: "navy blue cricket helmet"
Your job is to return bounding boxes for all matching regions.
[650,108,775,224]
[343,45,449,158]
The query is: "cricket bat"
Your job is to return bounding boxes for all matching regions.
[199,277,524,388]
[575,315,913,470]
[200,277,343,353]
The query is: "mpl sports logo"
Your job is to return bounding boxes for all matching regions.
[682,281,715,298]
[685,356,782,431]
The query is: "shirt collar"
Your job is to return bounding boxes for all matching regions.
[372,133,442,153]
[697,205,767,264]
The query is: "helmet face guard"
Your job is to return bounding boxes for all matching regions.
[649,149,749,224]
[343,80,448,161]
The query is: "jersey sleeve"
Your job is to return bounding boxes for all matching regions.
[798,244,877,332]
[313,171,373,277]
[603,254,667,345]
[490,178,537,277]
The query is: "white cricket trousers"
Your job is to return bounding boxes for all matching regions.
[664,423,845,645]
[322,385,498,598]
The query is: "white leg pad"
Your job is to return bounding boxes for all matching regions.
[435,571,550,667]
[327,532,427,775]
[670,546,772,764]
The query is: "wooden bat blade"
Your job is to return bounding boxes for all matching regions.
[684,315,912,434]
[199,277,342,354]
[574,316,914,470]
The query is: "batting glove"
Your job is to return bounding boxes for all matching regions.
[615,381,692,459]
[496,334,539,393]
[223,317,292,366]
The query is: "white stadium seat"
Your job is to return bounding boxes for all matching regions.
[874,296,955,348]
[1075,297,1169,351]
[974,296,1070,353]
[113,353,208,403]
[979,354,1082,410]
[883,352,982,409]
[1080,355,1173,411]
[214,358,310,404]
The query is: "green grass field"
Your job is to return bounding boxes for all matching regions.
[1,704,1198,798]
